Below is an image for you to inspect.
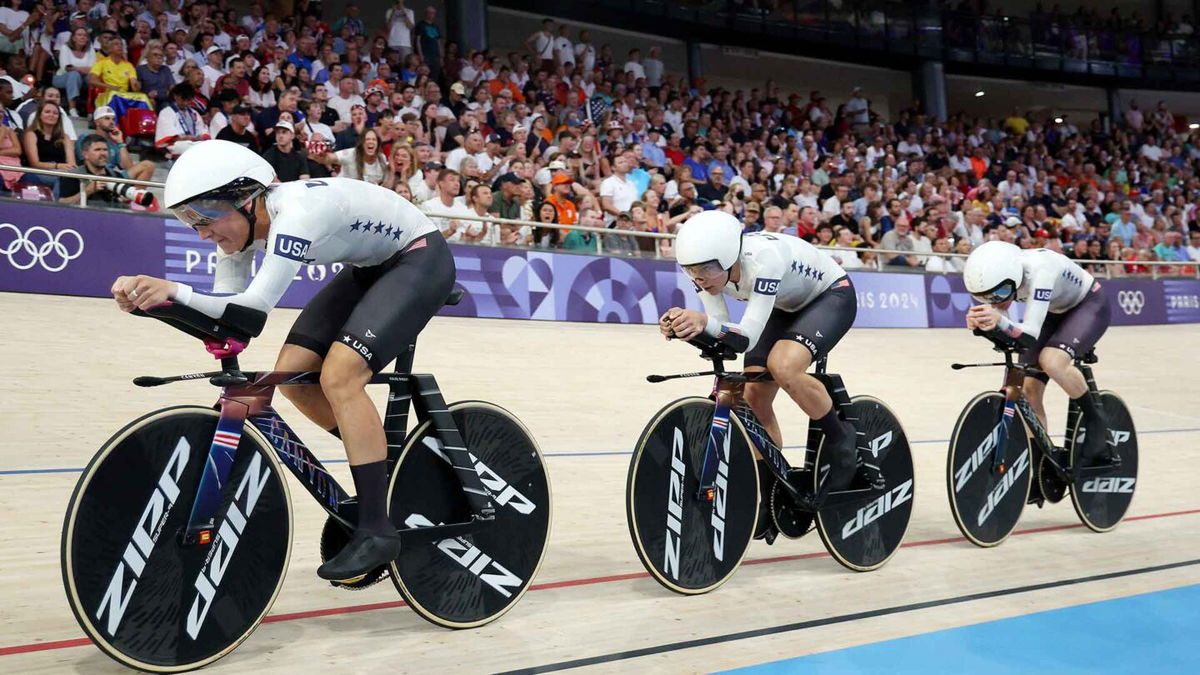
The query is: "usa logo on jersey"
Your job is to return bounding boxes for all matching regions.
[754,278,780,295]
[1034,288,1052,301]
[274,234,316,263]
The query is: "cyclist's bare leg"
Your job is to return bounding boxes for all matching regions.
[1023,376,1049,431]
[1039,347,1088,399]
[320,343,385,465]
[765,341,831,419]
[274,344,338,432]
[743,369,782,448]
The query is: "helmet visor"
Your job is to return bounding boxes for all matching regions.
[170,198,246,229]
[681,260,727,282]
[970,280,1017,305]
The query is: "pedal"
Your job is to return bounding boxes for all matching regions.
[330,572,368,586]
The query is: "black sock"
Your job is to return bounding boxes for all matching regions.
[350,460,394,535]
[327,426,341,439]
[1073,392,1107,426]
[817,409,847,446]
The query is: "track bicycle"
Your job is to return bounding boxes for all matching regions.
[61,294,552,671]
[626,332,914,594]
[946,328,1138,547]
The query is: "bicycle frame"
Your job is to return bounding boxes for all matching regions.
[694,356,852,504]
[178,345,497,546]
[990,349,1100,480]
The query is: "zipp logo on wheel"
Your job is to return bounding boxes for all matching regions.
[841,478,912,539]
[662,427,686,581]
[1117,290,1145,315]
[0,223,85,272]
[95,438,191,636]
[404,513,524,597]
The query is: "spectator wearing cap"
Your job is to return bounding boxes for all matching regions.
[600,152,638,224]
[155,83,209,158]
[80,105,155,181]
[200,45,224,97]
[475,133,506,180]
[447,81,469,118]
[136,42,174,111]
[262,119,310,181]
[742,202,762,230]
[363,85,388,127]
[489,172,525,221]
[641,127,666,167]
[215,104,259,152]
[844,86,870,128]
[534,157,567,192]
[59,134,152,208]
[329,76,365,123]
[604,212,641,256]
[545,172,581,228]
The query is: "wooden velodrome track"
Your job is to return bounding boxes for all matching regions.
[1,292,1197,672]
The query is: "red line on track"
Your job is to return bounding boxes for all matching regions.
[5,507,1198,658]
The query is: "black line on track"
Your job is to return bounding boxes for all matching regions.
[498,558,1200,674]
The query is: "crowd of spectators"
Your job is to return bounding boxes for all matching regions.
[1,2,1198,274]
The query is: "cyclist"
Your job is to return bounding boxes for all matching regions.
[963,240,1116,465]
[109,140,456,582]
[659,210,874,508]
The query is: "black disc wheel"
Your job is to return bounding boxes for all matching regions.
[946,392,1032,547]
[1068,391,1139,532]
[626,397,759,594]
[814,396,914,571]
[388,401,551,628]
[61,406,292,672]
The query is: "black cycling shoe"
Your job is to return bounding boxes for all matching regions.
[1077,418,1121,467]
[753,473,779,544]
[317,529,402,582]
[857,456,886,492]
[823,423,859,492]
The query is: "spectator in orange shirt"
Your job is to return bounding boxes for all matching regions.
[546,173,580,234]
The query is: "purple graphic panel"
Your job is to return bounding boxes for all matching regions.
[2,200,1197,328]
[1162,279,1200,324]
[1102,279,1168,326]
[848,272,928,328]
[0,202,166,296]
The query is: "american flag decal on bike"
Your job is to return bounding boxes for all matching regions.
[212,430,241,451]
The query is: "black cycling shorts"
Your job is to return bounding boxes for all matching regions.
[1020,283,1110,381]
[285,232,456,372]
[744,276,857,369]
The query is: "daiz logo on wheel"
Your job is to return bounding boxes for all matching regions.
[1117,290,1145,315]
[0,223,85,272]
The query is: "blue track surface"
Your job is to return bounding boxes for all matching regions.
[720,583,1200,674]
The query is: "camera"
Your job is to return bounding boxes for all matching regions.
[102,181,156,207]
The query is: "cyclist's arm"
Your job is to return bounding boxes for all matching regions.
[997,266,1055,347]
[706,254,786,352]
[212,246,257,294]
[697,287,730,337]
[173,251,300,318]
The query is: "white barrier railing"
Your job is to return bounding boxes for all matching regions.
[4,164,1196,279]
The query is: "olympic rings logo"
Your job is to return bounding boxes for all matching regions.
[0,223,85,273]
[1116,290,1145,315]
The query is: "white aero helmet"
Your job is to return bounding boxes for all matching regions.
[675,210,744,271]
[164,139,276,234]
[963,240,1024,304]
